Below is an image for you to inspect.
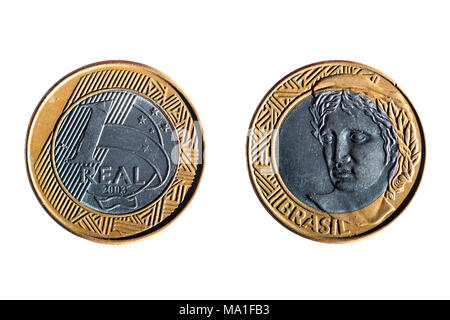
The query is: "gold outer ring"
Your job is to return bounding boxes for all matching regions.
[26,60,204,243]
[247,60,425,243]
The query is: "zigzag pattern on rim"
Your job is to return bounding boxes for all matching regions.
[33,68,201,238]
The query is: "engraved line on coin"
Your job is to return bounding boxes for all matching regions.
[55,94,114,198]
[55,92,114,192]
[70,92,137,201]
[55,91,137,202]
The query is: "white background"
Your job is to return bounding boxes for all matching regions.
[0,0,448,299]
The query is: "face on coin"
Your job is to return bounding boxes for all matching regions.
[247,60,425,242]
[26,61,204,243]
[318,94,391,193]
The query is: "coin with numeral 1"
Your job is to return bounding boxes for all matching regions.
[247,60,425,242]
[26,61,204,243]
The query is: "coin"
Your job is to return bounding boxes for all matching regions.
[26,61,204,243]
[247,60,425,242]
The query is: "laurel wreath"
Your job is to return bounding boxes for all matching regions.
[376,99,420,200]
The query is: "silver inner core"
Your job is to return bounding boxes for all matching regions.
[278,91,398,213]
[54,90,178,214]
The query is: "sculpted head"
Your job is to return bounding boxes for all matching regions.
[309,90,398,193]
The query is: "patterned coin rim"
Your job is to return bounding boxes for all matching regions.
[246,60,425,243]
[26,60,204,243]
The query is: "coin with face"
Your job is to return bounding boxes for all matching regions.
[26,61,204,243]
[247,61,425,242]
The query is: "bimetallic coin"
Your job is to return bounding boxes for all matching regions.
[247,61,425,242]
[26,61,204,243]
